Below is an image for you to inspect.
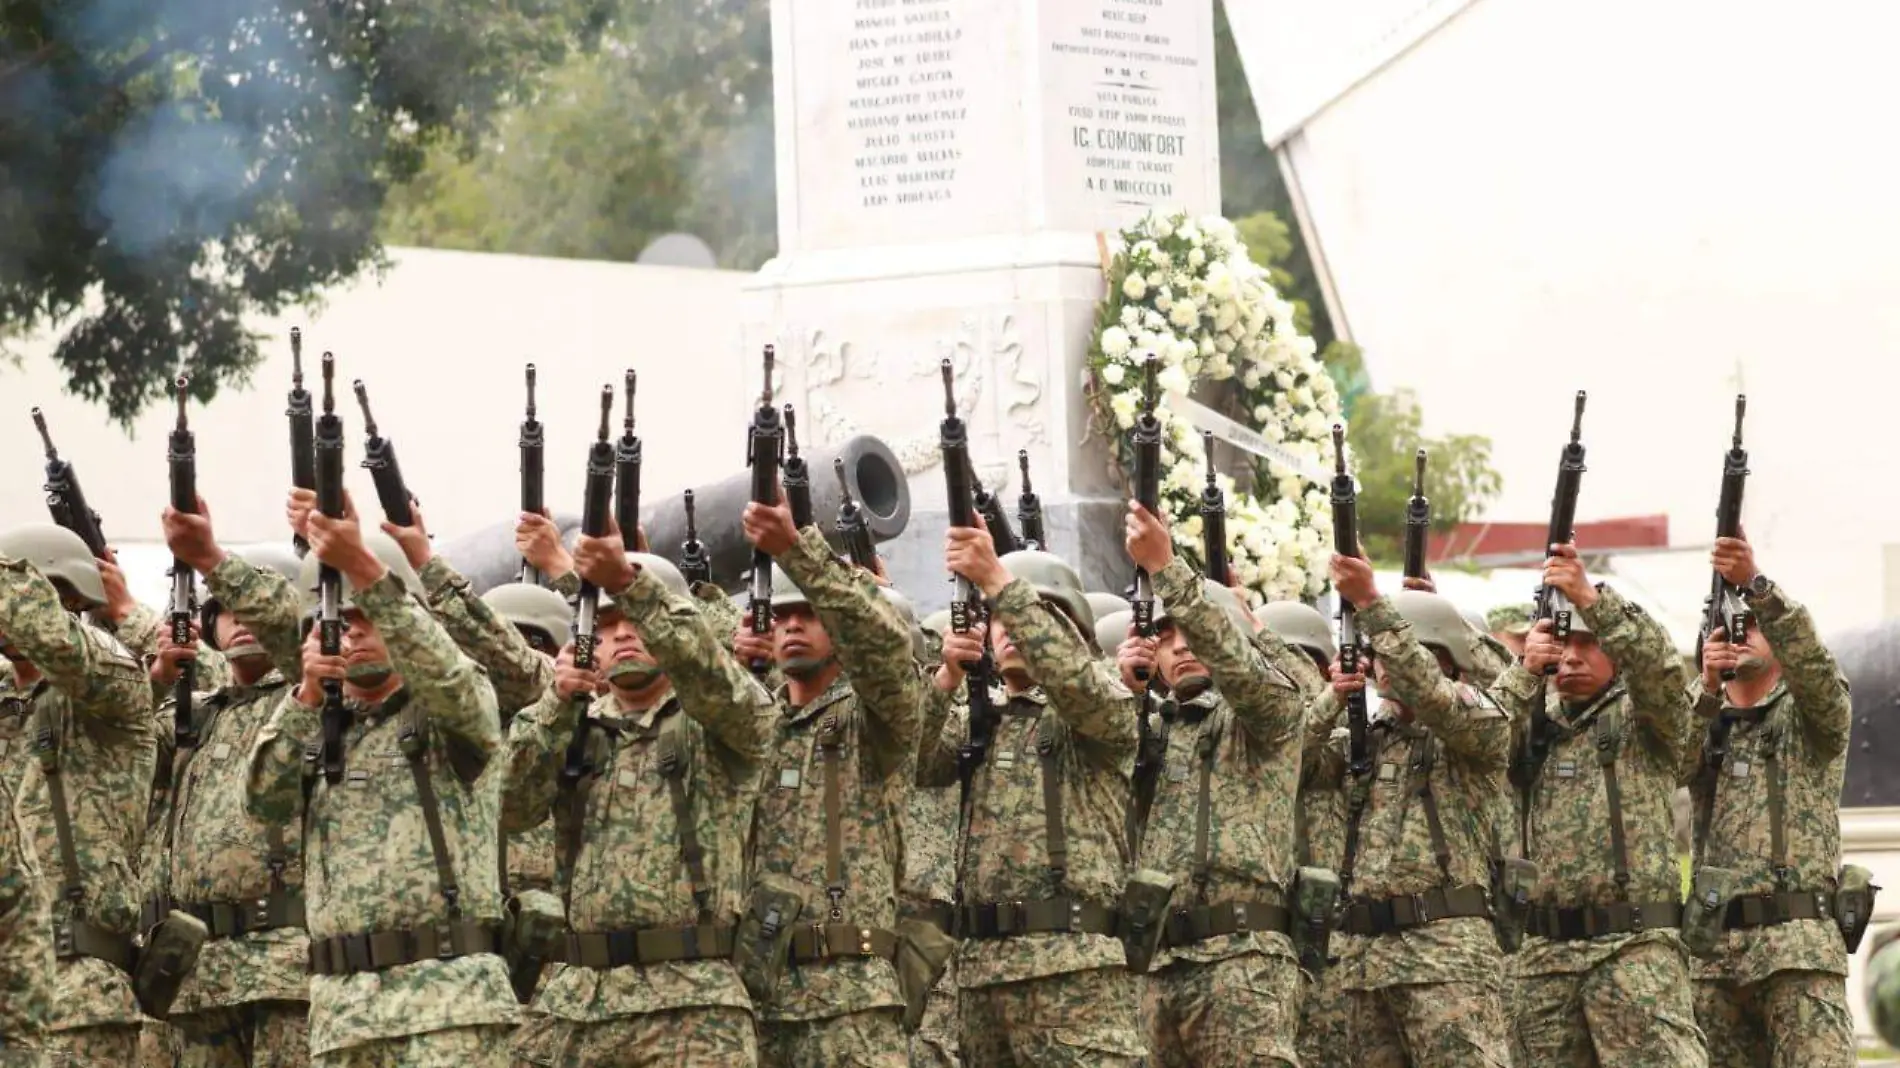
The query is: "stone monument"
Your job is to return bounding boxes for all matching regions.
[744,0,1221,606]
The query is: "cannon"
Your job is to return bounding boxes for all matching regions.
[436,433,910,596]
[1835,620,1900,807]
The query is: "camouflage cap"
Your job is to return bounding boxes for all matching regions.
[481,583,573,647]
[1254,601,1337,663]
[1485,603,1533,637]
[0,524,106,607]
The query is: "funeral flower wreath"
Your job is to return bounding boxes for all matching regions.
[1086,209,1344,604]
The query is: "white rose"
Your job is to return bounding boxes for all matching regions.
[1199,337,1216,357]
[1215,305,1239,332]
[1253,404,1272,422]
[1157,365,1191,395]
[1101,362,1126,386]
[1207,356,1233,380]
[1242,369,1262,389]
[1170,338,1197,364]
[1188,248,1206,268]
[1168,300,1198,329]
[1260,419,1285,443]
[1291,385,1313,408]
[1153,250,1173,270]
[1155,291,1173,313]
[1147,271,1166,288]
[1144,310,1166,331]
[1100,326,1132,358]
[1153,216,1176,238]
[1119,305,1139,328]
[1122,274,1147,300]
[1171,272,1190,291]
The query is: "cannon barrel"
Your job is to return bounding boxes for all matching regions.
[437,434,910,595]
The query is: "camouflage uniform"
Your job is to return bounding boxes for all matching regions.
[500,562,773,1066]
[1683,581,1853,1067]
[901,684,962,1068]
[919,577,1145,1067]
[751,527,924,1067]
[1137,560,1306,1067]
[246,572,517,1067]
[1863,924,1900,1048]
[0,553,157,1067]
[1491,586,1707,1067]
[1295,688,1352,1068]
[1330,595,1513,1067]
[1,770,51,1068]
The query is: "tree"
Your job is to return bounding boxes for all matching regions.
[0,0,587,422]
[1347,388,1502,566]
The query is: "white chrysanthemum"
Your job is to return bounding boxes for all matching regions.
[1119,305,1140,328]
[1110,392,1138,428]
[1155,291,1173,313]
[1100,326,1132,358]
[1188,247,1206,268]
[1123,274,1148,300]
[1169,300,1198,329]
[1101,362,1126,387]
[1143,310,1166,331]
[1157,364,1191,395]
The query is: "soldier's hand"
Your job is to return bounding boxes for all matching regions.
[163,496,226,575]
[934,627,984,691]
[150,623,201,686]
[742,489,799,557]
[296,627,349,707]
[1123,501,1174,575]
[1520,619,1563,674]
[575,518,636,594]
[381,500,432,571]
[1117,631,1157,691]
[1400,574,1436,594]
[552,644,602,701]
[308,492,382,590]
[1329,552,1379,610]
[95,549,138,625]
[1701,627,1739,691]
[1710,536,1759,588]
[733,615,776,667]
[1330,664,1367,696]
[286,489,316,542]
[516,511,575,579]
[945,513,1009,597]
[1541,543,1598,609]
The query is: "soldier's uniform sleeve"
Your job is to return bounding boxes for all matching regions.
[915,681,965,789]
[611,568,775,765]
[1257,629,1326,698]
[353,572,501,764]
[1152,558,1301,747]
[1303,688,1345,788]
[205,553,306,682]
[417,555,554,715]
[0,778,50,1064]
[548,570,581,602]
[1465,628,1516,689]
[1359,595,1509,769]
[776,526,923,768]
[499,689,575,834]
[990,576,1138,754]
[1578,584,1693,762]
[0,557,151,730]
[691,582,741,643]
[247,690,318,824]
[1749,583,1850,757]
[106,601,162,661]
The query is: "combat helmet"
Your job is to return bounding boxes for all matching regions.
[765,567,810,612]
[481,583,573,649]
[628,552,689,600]
[1155,580,1253,639]
[296,531,424,613]
[997,549,1094,650]
[203,544,304,649]
[921,608,951,638]
[1391,589,1476,673]
[879,586,928,663]
[1254,601,1337,663]
[1095,608,1133,655]
[0,524,105,608]
[1086,591,1129,624]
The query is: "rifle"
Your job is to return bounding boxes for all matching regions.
[32,409,106,559]
[1705,395,1749,681]
[560,387,617,791]
[353,381,415,527]
[518,365,546,585]
[744,346,784,676]
[970,463,1022,556]
[1330,425,1371,786]
[287,328,315,558]
[314,355,349,784]
[1198,431,1227,584]
[168,376,200,752]
[782,404,814,530]
[939,360,982,658]
[1016,451,1045,551]
[1127,356,1162,678]
[1403,449,1430,582]
[833,457,878,571]
[679,490,711,587]
[615,370,642,546]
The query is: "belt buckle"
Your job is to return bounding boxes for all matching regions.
[1232,902,1250,934]
[436,924,457,960]
[1001,901,1024,936]
[1629,905,1646,933]
[1409,893,1432,925]
[248,898,272,933]
[54,921,74,957]
[809,921,830,960]
[1066,900,1083,933]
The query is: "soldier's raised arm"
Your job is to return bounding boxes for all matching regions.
[416,555,556,716]
[0,531,151,728]
[1712,538,1850,755]
[1149,551,1302,747]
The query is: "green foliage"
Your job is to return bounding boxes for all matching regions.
[0,0,586,423]
[1348,388,1503,565]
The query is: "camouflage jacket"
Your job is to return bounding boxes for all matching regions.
[148,670,309,1015]
[501,565,775,1021]
[203,554,307,686]
[246,572,515,1054]
[1492,584,1694,976]
[750,526,923,1022]
[418,556,559,894]
[0,555,156,1031]
[920,576,1139,988]
[1331,594,1510,992]
[1298,687,1348,873]
[1138,559,1305,969]
[0,773,50,1064]
[900,683,962,912]
[1684,582,1850,984]
[109,599,232,710]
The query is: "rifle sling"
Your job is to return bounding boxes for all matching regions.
[397,698,464,917]
[819,711,848,922]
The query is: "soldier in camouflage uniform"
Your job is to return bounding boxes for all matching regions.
[249,497,517,1067]
[1326,552,1514,1067]
[148,504,314,1068]
[733,492,924,1068]
[0,525,158,1068]
[1492,544,1707,1067]
[924,524,1145,1066]
[501,521,775,1065]
[516,511,742,641]
[1685,535,1854,1067]
[1118,503,1307,1066]
[0,768,51,1068]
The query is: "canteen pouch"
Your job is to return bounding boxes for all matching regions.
[1290,866,1340,976]
[134,910,207,1020]
[894,917,957,1033]
[1682,867,1741,958]
[1492,858,1540,954]
[1837,864,1881,953]
[1117,869,1176,975]
[504,889,565,1004]
[733,875,804,1003]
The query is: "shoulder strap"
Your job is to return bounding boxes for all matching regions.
[1593,711,1632,902]
[32,697,84,910]
[1512,684,1553,860]
[818,708,848,922]
[1411,735,1454,884]
[1763,725,1790,889]
[1037,714,1069,897]
[1692,714,1732,869]
[1190,714,1222,904]
[1338,729,1382,897]
[397,697,463,918]
[658,706,712,923]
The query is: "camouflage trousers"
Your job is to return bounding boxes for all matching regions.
[1512,940,1707,1067]
[908,960,959,1068]
[139,1021,183,1068]
[172,1002,310,1068]
[1347,982,1513,1068]
[1142,953,1299,1068]
[1693,971,1854,1068]
[512,1008,757,1067]
[958,967,1145,1068]
[47,1025,140,1068]
[1296,966,1350,1068]
[758,1009,906,1068]
[314,1026,512,1068]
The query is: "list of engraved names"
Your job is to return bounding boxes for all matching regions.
[847,0,967,210]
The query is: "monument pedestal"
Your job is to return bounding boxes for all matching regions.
[745,0,1219,605]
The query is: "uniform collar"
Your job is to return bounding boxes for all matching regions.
[783,675,854,726]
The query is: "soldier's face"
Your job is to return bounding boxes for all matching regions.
[341,610,393,683]
[1555,634,1615,701]
[213,612,264,659]
[1155,622,1208,690]
[597,612,662,689]
[987,616,1025,675]
[1733,626,1777,680]
[773,604,835,677]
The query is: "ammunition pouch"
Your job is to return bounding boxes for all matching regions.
[1290,867,1340,976]
[1491,859,1540,954]
[1117,869,1176,975]
[503,889,565,1004]
[732,876,804,1003]
[894,917,957,1033]
[134,910,208,1020]
[1837,865,1881,953]
[1682,867,1741,958]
